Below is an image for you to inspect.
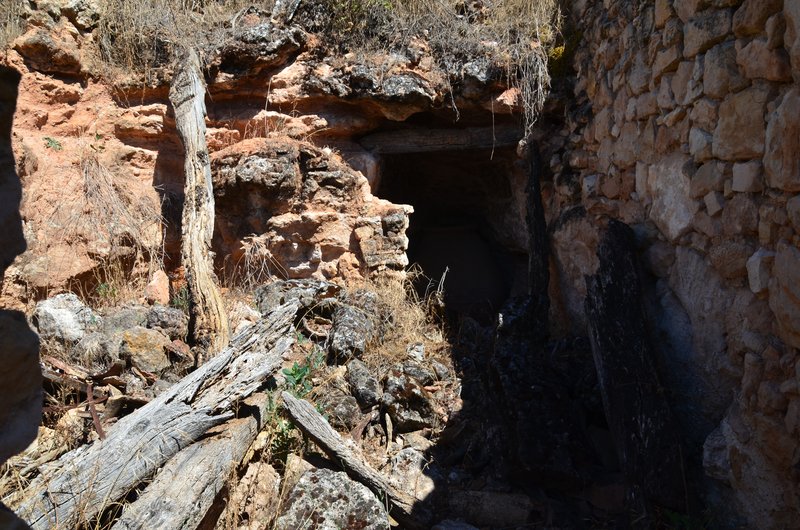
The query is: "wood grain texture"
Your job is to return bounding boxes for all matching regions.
[169,48,230,353]
[16,302,298,530]
[110,394,272,530]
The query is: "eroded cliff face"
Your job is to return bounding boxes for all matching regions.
[0,2,522,305]
[544,0,800,526]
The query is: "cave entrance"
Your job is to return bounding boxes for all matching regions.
[375,142,529,324]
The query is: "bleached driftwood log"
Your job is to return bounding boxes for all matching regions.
[16,302,298,530]
[110,393,272,530]
[282,392,429,529]
[170,48,230,353]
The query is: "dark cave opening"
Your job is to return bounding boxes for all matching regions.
[376,146,530,324]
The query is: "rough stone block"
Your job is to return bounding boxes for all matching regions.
[648,154,701,241]
[655,0,675,28]
[674,0,710,23]
[736,38,791,81]
[766,13,785,49]
[659,75,677,110]
[732,0,782,37]
[705,190,725,216]
[654,45,682,79]
[768,243,800,348]
[764,88,800,192]
[690,98,719,130]
[628,51,651,95]
[684,9,733,58]
[732,161,764,192]
[690,127,714,161]
[722,194,759,236]
[710,238,755,279]
[786,1,800,78]
[713,85,771,160]
[691,160,727,198]
[787,195,800,231]
[703,41,748,98]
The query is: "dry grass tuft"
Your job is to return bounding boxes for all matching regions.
[354,271,451,378]
[27,142,165,307]
[0,0,25,49]
[96,0,267,76]
[305,0,561,131]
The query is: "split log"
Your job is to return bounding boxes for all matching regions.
[584,219,686,511]
[169,48,230,353]
[359,125,523,154]
[111,393,272,530]
[15,302,298,530]
[281,392,429,529]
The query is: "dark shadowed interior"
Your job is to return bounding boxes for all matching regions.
[376,146,528,323]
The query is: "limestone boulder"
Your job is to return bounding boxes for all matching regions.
[386,448,438,503]
[145,305,188,341]
[668,248,738,424]
[382,366,436,433]
[732,0,782,37]
[120,326,172,373]
[144,270,170,306]
[13,29,82,75]
[346,358,381,409]
[768,242,800,349]
[764,88,800,192]
[32,292,101,345]
[736,38,791,81]
[275,469,389,530]
[786,0,800,76]
[709,238,755,280]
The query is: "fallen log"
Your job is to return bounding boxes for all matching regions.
[281,391,429,529]
[15,302,299,530]
[111,393,272,530]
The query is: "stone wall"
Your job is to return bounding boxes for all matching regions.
[548,0,800,526]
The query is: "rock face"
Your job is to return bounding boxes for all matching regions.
[275,469,390,530]
[212,139,411,281]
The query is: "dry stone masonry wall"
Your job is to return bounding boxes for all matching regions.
[548,0,800,526]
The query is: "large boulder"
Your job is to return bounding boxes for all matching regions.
[346,358,381,409]
[275,469,390,530]
[328,303,376,361]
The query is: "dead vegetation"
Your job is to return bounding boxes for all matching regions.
[0,0,25,49]
[96,0,269,75]
[303,0,561,131]
[23,142,164,306]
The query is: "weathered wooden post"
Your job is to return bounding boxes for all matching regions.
[169,48,230,353]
